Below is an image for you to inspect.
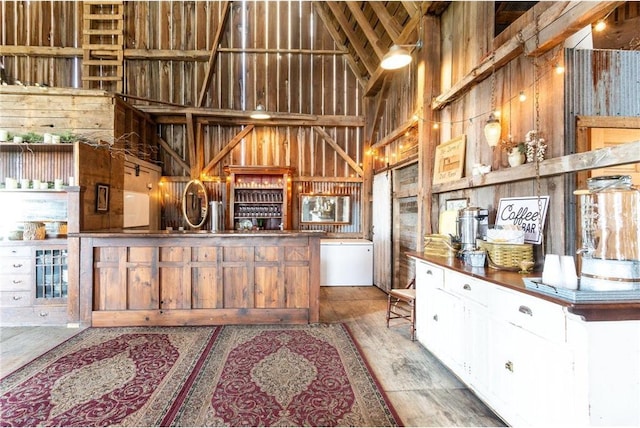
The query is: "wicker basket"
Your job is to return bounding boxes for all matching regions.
[478,239,533,271]
[23,222,46,240]
[424,234,460,257]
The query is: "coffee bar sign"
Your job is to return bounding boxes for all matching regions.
[495,196,550,244]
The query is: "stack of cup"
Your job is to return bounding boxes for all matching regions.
[542,254,578,290]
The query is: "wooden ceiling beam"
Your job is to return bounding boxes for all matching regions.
[402,1,421,17]
[202,125,254,175]
[345,1,384,60]
[367,75,392,144]
[368,2,402,44]
[313,126,364,177]
[325,1,377,76]
[186,112,198,179]
[312,1,369,88]
[197,1,230,108]
[158,136,191,175]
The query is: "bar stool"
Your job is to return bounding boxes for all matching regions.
[385,277,416,341]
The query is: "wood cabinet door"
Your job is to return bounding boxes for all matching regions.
[191,246,222,309]
[159,247,191,309]
[222,246,254,308]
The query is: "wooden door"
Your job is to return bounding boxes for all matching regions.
[392,163,419,290]
[372,172,391,291]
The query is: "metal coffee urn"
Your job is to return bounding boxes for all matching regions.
[457,206,489,251]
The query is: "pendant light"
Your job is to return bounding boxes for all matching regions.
[484,113,501,147]
[250,104,270,120]
[380,45,413,70]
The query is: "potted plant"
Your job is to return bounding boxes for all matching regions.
[499,137,526,167]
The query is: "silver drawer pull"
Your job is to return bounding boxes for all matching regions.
[12,295,22,300]
[39,312,49,317]
[518,305,533,316]
[433,314,438,322]
[463,284,471,291]
[426,270,433,275]
[505,361,514,372]
[13,263,23,268]
[12,279,23,284]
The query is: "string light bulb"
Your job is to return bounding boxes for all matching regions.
[594,19,606,32]
[519,91,527,102]
[554,63,565,74]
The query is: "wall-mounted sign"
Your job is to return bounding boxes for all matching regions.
[433,135,466,184]
[495,196,550,244]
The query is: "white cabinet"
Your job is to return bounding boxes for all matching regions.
[415,261,488,389]
[488,313,576,426]
[410,256,640,426]
[415,260,445,352]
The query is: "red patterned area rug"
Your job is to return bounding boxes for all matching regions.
[1,324,400,427]
[168,323,401,427]
[0,326,219,427]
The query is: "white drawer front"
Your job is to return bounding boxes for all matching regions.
[0,246,31,258]
[416,260,445,288]
[0,259,31,274]
[446,270,489,306]
[0,291,32,307]
[491,287,566,343]
[0,274,32,291]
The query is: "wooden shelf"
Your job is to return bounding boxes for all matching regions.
[0,142,75,152]
[432,140,640,194]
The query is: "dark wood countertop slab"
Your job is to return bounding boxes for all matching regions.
[406,251,640,322]
[72,229,326,238]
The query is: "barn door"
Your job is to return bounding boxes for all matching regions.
[392,163,419,289]
[372,172,392,291]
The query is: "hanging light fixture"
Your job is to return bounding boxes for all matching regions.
[380,45,413,70]
[484,113,501,147]
[249,104,270,120]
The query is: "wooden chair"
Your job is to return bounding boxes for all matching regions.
[386,277,416,341]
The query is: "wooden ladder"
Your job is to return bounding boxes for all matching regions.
[82,1,124,92]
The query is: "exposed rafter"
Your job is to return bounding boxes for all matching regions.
[197,1,231,108]
[325,1,378,75]
[345,2,384,60]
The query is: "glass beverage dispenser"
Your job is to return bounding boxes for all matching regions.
[575,175,640,291]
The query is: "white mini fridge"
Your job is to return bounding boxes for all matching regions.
[320,239,373,286]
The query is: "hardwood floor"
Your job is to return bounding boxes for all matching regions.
[0,286,504,427]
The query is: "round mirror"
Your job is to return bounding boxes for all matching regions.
[182,179,208,229]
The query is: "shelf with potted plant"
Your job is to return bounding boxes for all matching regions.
[499,137,526,167]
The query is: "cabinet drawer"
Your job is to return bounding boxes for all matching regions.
[0,291,32,307]
[490,287,566,343]
[0,274,32,291]
[0,259,31,274]
[445,270,489,306]
[416,261,445,288]
[0,305,67,325]
[0,246,31,258]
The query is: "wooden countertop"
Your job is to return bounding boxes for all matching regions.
[406,251,640,322]
[72,229,326,238]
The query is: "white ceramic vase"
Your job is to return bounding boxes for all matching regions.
[508,149,525,167]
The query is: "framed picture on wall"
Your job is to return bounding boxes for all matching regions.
[433,135,466,184]
[445,197,469,211]
[96,183,110,212]
[300,194,351,224]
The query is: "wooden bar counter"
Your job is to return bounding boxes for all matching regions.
[74,230,324,327]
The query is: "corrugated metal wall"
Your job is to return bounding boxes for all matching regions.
[566,48,640,119]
